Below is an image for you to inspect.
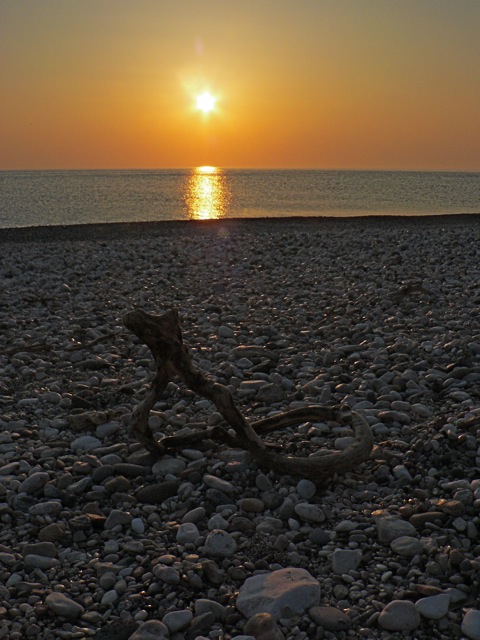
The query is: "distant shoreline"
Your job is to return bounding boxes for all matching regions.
[1,213,480,244]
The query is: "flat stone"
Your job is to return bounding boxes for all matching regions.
[152,565,180,585]
[104,509,132,529]
[29,500,62,516]
[182,506,206,523]
[23,542,57,558]
[238,498,265,513]
[416,593,450,620]
[331,549,362,574]
[163,609,193,633]
[390,536,424,557]
[94,621,139,640]
[101,589,119,605]
[256,383,285,404]
[294,503,325,523]
[24,554,60,570]
[309,605,352,631]
[378,600,421,631]
[188,612,216,637]
[70,435,102,452]
[135,481,179,504]
[0,553,16,566]
[112,463,148,478]
[45,592,85,619]
[194,598,226,620]
[152,457,186,477]
[376,515,417,542]
[462,610,480,640]
[218,325,234,338]
[236,567,320,621]
[410,511,448,529]
[436,499,466,516]
[203,474,234,494]
[18,471,49,495]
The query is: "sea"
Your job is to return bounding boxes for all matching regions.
[1,168,480,229]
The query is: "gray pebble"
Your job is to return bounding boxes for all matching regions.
[378,600,421,631]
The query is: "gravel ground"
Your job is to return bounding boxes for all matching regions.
[0,216,479,640]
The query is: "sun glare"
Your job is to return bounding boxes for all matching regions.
[196,91,216,113]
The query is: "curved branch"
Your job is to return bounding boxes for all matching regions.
[123,308,374,485]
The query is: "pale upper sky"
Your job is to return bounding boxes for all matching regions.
[1,0,480,171]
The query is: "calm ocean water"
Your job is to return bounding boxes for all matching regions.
[1,168,479,229]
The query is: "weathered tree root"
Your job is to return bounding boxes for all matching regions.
[123,308,374,485]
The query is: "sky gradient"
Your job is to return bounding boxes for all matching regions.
[2,0,480,171]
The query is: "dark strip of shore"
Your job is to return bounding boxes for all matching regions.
[0,213,479,243]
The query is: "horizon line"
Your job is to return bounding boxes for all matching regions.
[1,166,480,174]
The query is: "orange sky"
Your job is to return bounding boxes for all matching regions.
[1,0,480,171]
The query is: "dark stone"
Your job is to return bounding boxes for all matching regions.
[205,488,232,506]
[409,512,448,529]
[94,620,139,640]
[71,394,93,409]
[309,605,352,631]
[245,612,285,640]
[136,481,179,504]
[308,529,330,546]
[104,476,131,494]
[262,490,284,509]
[202,559,224,585]
[185,612,216,639]
[91,465,114,484]
[112,463,149,478]
[229,517,255,534]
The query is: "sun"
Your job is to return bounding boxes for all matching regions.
[196,91,216,113]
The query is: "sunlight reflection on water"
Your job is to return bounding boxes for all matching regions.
[185,166,231,220]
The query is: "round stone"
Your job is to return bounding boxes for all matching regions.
[378,600,420,631]
[176,522,200,545]
[204,529,237,558]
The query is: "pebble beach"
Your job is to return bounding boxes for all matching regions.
[1,215,479,640]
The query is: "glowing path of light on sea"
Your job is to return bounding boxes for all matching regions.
[185,166,231,220]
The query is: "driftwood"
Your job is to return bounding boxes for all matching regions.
[123,308,374,485]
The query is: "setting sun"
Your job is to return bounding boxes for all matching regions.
[196,91,216,114]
